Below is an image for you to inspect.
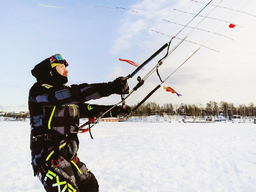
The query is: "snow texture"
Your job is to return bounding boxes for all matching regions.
[1,120,256,192]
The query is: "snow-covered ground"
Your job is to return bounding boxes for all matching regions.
[1,120,256,192]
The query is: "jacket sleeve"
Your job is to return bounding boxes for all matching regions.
[29,82,114,106]
[79,103,121,118]
[70,82,114,102]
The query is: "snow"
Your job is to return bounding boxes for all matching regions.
[1,120,256,192]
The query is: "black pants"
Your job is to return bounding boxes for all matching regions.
[37,156,99,192]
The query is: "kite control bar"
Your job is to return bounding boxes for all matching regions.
[120,43,167,107]
[127,43,169,79]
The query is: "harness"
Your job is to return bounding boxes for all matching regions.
[31,105,79,163]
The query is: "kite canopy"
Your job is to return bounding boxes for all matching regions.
[163,86,182,97]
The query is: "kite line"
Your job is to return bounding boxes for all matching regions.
[173,8,243,28]
[39,4,138,13]
[151,30,219,52]
[123,0,228,117]
[162,19,233,40]
[124,0,214,82]
[191,0,256,18]
[39,0,255,138]
[78,0,215,136]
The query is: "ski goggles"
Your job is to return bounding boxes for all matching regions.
[53,54,63,61]
[50,54,68,67]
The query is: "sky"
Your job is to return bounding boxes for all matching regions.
[1,0,256,112]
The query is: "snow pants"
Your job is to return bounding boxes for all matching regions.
[37,156,99,192]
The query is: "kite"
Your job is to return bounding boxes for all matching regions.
[163,86,182,97]
[119,58,144,69]
[229,24,236,28]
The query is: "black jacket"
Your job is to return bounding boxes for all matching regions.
[29,81,121,175]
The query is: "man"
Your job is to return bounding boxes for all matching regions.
[29,54,130,192]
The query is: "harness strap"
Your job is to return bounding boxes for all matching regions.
[48,106,56,130]
[71,160,82,174]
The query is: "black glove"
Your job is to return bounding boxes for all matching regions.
[111,77,129,94]
[111,105,131,116]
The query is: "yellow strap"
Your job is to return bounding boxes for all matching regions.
[45,107,56,161]
[48,106,56,130]
[59,142,67,150]
[46,151,54,161]
[51,63,60,68]
[71,160,82,174]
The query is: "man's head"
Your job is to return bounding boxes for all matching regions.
[31,54,69,85]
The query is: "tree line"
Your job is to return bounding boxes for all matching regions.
[130,101,256,118]
[0,111,29,121]
[1,101,256,119]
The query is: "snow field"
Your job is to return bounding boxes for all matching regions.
[0,121,256,191]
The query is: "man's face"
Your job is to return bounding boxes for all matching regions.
[56,64,68,77]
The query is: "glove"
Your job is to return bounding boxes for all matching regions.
[112,105,131,116]
[111,77,129,94]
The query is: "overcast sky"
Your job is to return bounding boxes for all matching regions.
[1,0,256,112]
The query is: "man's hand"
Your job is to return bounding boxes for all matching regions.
[110,105,131,117]
[112,77,129,94]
